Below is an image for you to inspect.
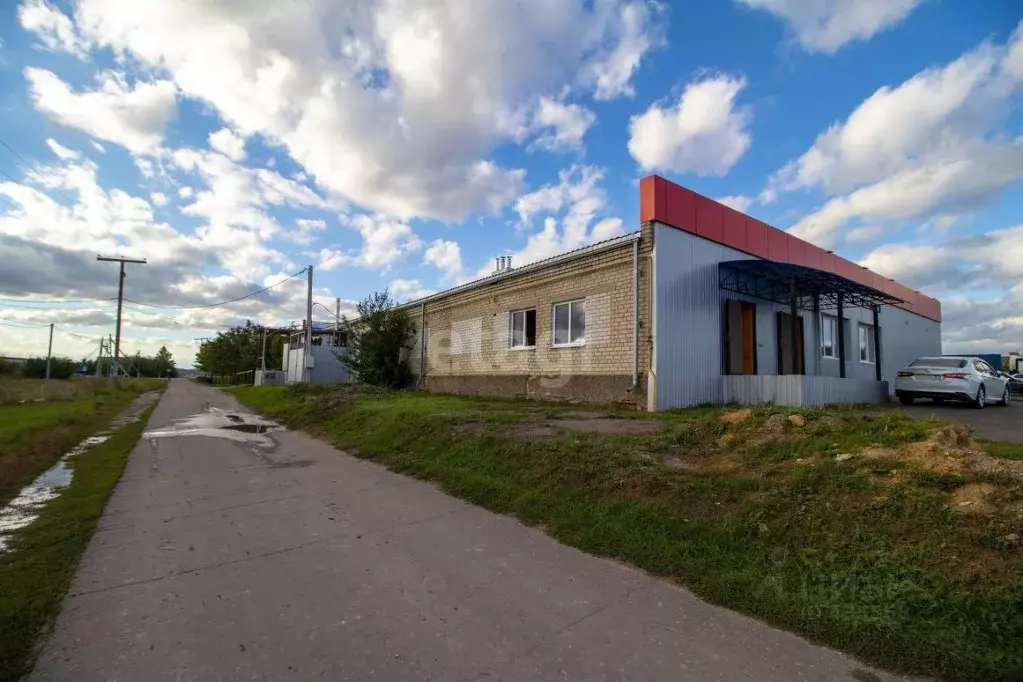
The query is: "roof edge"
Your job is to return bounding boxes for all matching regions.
[397,231,642,310]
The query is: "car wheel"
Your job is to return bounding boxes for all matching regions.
[898,395,914,406]
[974,385,986,409]
[998,386,1010,406]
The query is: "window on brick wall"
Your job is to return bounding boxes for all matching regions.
[509,309,536,348]
[552,299,585,347]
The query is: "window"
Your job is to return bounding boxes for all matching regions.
[820,315,837,359]
[552,300,585,346]
[509,309,536,348]
[858,324,876,363]
[911,357,965,368]
[974,360,996,375]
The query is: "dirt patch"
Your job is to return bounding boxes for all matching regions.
[552,419,661,436]
[718,409,752,425]
[454,422,486,438]
[807,415,843,434]
[662,456,696,470]
[760,413,790,435]
[788,414,806,428]
[506,424,559,441]
[953,483,998,514]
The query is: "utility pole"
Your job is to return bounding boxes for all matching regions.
[45,323,54,380]
[335,297,341,346]
[304,266,313,383]
[97,255,146,377]
[95,337,104,377]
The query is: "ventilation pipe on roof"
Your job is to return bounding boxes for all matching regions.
[506,256,513,270]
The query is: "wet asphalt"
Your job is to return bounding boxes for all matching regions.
[31,379,902,681]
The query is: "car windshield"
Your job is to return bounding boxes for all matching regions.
[910,357,967,368]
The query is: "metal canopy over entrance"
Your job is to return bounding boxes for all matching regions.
[718,259,904,312]
[718,259,899,381]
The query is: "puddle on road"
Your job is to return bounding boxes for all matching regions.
[0,435,109,553]
[143,407,284,448]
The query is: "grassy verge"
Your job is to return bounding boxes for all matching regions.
[0,401,157,682]
[230,385,1023,681]
[0,379,162,506]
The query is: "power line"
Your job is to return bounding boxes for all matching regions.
[0,136,81,207]
[0,296,117,304]
[126,267,307,310]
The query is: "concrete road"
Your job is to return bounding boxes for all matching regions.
[32,380,899,681]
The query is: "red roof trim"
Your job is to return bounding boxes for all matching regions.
[639,175,942,323]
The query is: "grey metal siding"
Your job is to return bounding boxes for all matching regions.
[654,223,943,409]
[722,375,889,406]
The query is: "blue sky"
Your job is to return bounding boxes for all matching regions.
[0,0,1021,367]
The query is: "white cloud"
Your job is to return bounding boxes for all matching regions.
[776,25,1023,249]
[495,165,625,274]
[319,214,422,270]
[25,68,177,153]
[628,74,752,176]
[170,146,331,278]
[424,239,463,281]
[587,1,661,100]
[150,191,168,206]
[283,218,326,246]
[90,140,105,153]
[389,278,434,302]
[859,224,1023,353]
[737,0,925,54]
[178,186,193,199]
[529,97,597,153]
[208,127,246,161]
[45,138,79,161]
[70,0,662,220]
[715,194,753,212]
[18,0,89,57]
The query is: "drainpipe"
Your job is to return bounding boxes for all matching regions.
[873,304,882,382]
[632,238,639,389]
[419,302,426,387]
[837,292,846,379]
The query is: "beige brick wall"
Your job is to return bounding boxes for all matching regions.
[411,232,653,404]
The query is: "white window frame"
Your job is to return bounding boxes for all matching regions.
[552,299,585,348]
[509,308,536,350]
[820,314,838,359]
[858,323,876,364]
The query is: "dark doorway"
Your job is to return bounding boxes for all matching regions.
[777,312,805,375]
[724,300,757,375]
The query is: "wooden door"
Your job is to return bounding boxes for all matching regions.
[741,304,755,374]
[778,312,805,375]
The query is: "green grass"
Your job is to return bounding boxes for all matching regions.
[0,402,157,682]
[978,439,1023,461]
[0,379,161,506]
[230,385,1023,681]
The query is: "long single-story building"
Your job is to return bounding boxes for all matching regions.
[404,175,941,410]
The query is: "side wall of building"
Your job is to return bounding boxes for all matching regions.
[653,223,942,409]
[415,234,651,408]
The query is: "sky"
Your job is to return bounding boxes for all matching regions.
[0,0,1021,368]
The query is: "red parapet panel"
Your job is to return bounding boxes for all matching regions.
[695,195,723,243]
[803,244,824,271]
[767,227,788,262]
[722,206,746,252]
[666,184,697,233]
[785,234,806,265]
[745,217,770,258]
[639,176,657,224]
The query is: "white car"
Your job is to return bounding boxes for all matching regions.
[895,356,1010,408]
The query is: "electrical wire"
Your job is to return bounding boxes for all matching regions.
[0,137,81,207]
[0,296,117,305]
[125,267,308,310]
[120,302,234,330]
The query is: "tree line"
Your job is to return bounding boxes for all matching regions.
[0,346,177,379]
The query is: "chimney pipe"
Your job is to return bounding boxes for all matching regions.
[506,256,512,270]
[495,257,501,272]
